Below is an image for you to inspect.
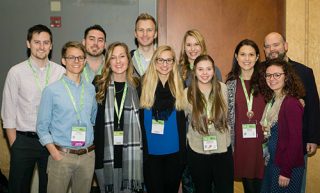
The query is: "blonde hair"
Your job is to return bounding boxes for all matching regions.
[179,29,207,81]
[95,42,139,103]
[187,55,228,134]
[140,45,185,110]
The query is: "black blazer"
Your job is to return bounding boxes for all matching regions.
[289,59,320,148]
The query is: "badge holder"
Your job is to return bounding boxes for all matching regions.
[242,119,257,138]
[203,135,218,151]
[71,123,86,147]
[114,131,124,145]
[151,119,165,135]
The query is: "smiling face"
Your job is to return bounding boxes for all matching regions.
[135,19,157,47]
[265,64,286,95]
[62,47,86,76]
[236,45,258,73]
[264,32,288,60]
[110,45,129,77]
[83,29,106,57]
[155,50,174,77]
[195,60,215,86]
[27,32,52,61]
[185,35,202,63]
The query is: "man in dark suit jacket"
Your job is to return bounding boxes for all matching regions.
[263,32,320,193]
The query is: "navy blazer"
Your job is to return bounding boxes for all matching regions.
[289,59,320,149]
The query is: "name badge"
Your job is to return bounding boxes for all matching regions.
[242,124,257,138]
[151,119,165,135]
[71,126,86,146]
[114,131,124,145]
[203,135,218,151]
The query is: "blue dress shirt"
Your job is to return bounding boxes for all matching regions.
[36,75,97,149]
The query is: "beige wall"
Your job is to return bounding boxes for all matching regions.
[287,1,320,193]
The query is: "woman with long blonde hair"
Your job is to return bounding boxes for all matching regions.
[184,55,233,193]
[179,29,222,87]
[140,45,186,193]
[94,42,143,193]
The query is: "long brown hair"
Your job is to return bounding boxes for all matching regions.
[187,55,228,134]
[94,42,139,103]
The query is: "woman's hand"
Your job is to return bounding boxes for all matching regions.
[278,175,290,187]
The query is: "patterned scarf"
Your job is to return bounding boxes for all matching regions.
[102,81,143,192]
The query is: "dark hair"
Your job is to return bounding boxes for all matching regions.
[226,39,261,95]
[84,24,106,40]
[260,59,305,101]
[61,41,86,58]
[26,24,52,58]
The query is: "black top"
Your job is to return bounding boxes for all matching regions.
[114,81,125,168]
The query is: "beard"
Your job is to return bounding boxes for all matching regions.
[87,45,105,57]
[266,50,287,61]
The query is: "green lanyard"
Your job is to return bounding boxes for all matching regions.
[83,62,103,83]
[28,59,51,92]
[133,50,145,76]
[189,62,194,70]
[239,75,254,114]
[114,82,128,127]
[61,78,85,123]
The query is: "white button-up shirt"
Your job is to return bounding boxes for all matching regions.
[1,58,65,132]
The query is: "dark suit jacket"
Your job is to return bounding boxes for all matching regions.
[289,59,320,149]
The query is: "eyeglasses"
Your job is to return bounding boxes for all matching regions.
[265,72,285,80]
[64,56,86,62]
[156,58,174,65]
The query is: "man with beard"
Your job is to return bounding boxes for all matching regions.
[1,24,65,193]
[263,32,320,193]
[82,24,107,83]
[131,13,157,77]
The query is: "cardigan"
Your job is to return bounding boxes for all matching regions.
[275,95,305,178]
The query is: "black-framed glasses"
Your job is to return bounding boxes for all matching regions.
[265,72,285,80]
[64,56,86,62]
[156,58,174,65]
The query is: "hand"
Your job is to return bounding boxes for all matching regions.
[299,98,305,107]
[46,144,63,161]
[51,150,63,161]
[306,143,317,155]
[278,175,290,187]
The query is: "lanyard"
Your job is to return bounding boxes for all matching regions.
[133,50,145,76]
[61,78,85,122]
[114,82,128,127]
[239,75,254,113]
[189,62,194,70]
[27,59,51,92]
[83,61,103,82]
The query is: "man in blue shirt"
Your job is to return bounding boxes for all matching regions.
[36,41,97,193]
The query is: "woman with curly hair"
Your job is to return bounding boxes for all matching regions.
[260,59,305,193]
[94,42,143,193]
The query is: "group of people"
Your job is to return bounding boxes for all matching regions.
[1,12,319,193]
